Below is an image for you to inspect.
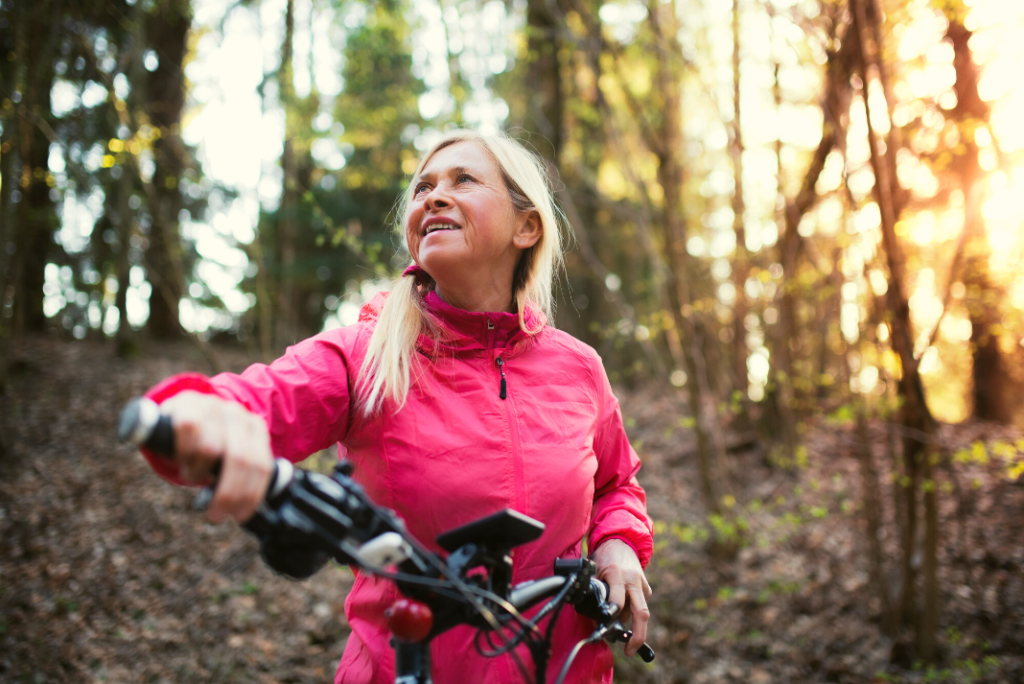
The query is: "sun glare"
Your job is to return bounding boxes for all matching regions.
[891,0,1024,320]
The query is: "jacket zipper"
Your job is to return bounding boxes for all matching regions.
[494,352,526,535]
[496,356,507,399]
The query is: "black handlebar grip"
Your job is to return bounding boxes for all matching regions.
[145,414,175,458]
[617,629,655,663]
[118,397,175,458]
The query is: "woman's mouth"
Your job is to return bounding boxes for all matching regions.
[424,223,460,235]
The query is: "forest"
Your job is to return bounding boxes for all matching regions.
[1,0,1024,682]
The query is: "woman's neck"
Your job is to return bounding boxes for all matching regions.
[433,284,514,314]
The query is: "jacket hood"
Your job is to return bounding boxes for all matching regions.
[358,290,547,357]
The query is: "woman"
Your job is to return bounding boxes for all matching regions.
[141,130,653,683]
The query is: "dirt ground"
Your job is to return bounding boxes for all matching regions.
[1,336,1022,683]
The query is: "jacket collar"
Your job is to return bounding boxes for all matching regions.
[359,290,547,356]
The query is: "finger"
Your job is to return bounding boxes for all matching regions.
[168,401,202,464]
[239,414,273,520]
[618,604,633,626]
[179,449,221,484]
[208,417,250,523]
[209,413,271,523]
[179,455,203,484]
[233,420,272,522]
[164,393,207,457]
[614,602,630,626]
[166,394,224,482]
[603,569,626,617]
[624,583,650,657]
[193,402,227,461]
[642,572,653,601]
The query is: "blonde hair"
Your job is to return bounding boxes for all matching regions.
[357,130,566,415]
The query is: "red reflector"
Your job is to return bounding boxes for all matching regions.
[385,597,433,643]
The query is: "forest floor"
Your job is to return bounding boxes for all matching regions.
[1,336,1023,684]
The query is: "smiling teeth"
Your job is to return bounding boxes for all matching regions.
[426,223,459,234]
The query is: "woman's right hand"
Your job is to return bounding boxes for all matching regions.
[158,391,274,524]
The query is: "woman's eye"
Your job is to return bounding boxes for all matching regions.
[415,184,430,194]
[457,173,473,184]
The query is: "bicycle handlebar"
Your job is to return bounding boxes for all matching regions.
[118,396,655,683]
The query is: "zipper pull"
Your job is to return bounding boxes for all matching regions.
[496,356,507,400]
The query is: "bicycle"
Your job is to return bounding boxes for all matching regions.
[119,396,655,684]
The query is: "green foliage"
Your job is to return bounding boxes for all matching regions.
[826,403,856,426]
[952,439,1024,481]
[876,655,1002,683]
[55,597,79,615]
[768,444,809,470]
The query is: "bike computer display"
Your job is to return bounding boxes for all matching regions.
[436,508,545,553]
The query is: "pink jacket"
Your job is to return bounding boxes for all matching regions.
[143,291,653,684]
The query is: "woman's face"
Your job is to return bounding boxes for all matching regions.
[405,141,537,285]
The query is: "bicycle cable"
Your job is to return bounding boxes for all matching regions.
[366,517,537,683]
[552,625,610,684]
[475,576,574,657]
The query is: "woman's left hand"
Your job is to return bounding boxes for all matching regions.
[591,538,652,657]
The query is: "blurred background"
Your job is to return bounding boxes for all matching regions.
[2,0,1024,682]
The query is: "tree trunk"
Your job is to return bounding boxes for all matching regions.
[857,405,893,633]
[114,155,137,357]
[851,0,937,658]
[113,1,147,357]
[649,0,731,520]
[0,0,19,389]
[860,287,900,635]
[818,247,841,400]
[12,1,59,336]
[920,445,939,662]
[524,0,564,166]
[770,48,845,458]
[945,18,1010,423]
[730,0,749,401]
[865,0,908,219]
[0,1,19,436]
[145,0,191,339]
[769,59,799,461]
[557,16,667,366]
[249,233,274,363]
[276,0,299,349]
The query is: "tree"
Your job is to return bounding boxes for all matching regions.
[244,0,422,356]
[943,12,1010,423]
[522,0,565,165]
[9,0,62,336]
[729,0,749,401]
[0,0,20,387]
[144,0,192,340]
[851,0,938,659]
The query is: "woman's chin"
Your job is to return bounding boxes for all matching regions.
[417,249,469,279]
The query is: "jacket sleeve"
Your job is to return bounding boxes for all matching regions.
[585,356,654,569]
[140,326,362,485]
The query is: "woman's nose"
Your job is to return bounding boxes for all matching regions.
[424,185,450,210]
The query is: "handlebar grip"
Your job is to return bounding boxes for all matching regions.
[119,396,290,505]
[613,628,656,663]
[119,397,175,458]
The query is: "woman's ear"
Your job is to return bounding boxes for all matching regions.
[512,211,542,250]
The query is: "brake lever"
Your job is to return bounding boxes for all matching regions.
[602,622,656,663]
[193,485,216,511]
